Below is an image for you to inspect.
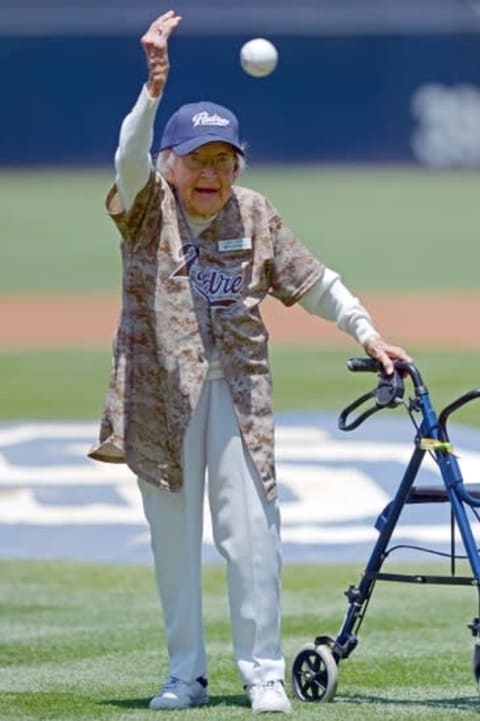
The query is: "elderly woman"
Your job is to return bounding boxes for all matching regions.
[89,9,410,714]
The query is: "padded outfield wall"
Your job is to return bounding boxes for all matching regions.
[2,32,480,167]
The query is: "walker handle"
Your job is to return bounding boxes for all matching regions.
[347,357,380,373]
[347,357,427,392]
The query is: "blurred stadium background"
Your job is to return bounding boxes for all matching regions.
[2,0,480,166]
[1,1,480,419]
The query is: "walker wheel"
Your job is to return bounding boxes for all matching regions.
[291,642,338,703]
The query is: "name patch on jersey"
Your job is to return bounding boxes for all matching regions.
[218,237,252,252]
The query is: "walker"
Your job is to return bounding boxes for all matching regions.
[291,357,480,702]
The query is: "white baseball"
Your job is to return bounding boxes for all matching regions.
[240,38,278,78]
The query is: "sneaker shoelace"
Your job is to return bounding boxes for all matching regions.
[162,676,184,692]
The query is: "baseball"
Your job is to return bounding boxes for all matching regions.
[240,38,278,78]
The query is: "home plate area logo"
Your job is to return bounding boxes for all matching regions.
[1,413,480,564]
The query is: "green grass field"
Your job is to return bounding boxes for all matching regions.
[1,166,480,422]
[2,559,480,720]
[3,346,480,427]
[1,166,479,293]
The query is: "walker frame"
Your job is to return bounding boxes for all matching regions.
[291,357,480,703]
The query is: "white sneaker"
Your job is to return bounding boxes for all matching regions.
[246,680,292,714]
[149,676,208,710]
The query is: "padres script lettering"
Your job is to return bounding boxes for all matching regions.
[192,111,230,127]
[170,242,244,307]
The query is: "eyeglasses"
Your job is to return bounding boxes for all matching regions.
[181,152,237,172]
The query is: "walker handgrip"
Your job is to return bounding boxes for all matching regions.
[347,358,381,373]
[348,357,427,393]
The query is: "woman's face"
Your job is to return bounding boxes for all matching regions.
[168,142,239,218]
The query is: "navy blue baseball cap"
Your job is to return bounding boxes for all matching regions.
[159,101,244,155]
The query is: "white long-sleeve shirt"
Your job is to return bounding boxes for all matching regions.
[114,85,380,381]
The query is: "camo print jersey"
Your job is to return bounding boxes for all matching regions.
[89,172,325,499]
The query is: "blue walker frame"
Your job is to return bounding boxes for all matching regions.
[291,357,480,703]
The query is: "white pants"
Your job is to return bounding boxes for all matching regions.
[138,378,284,687]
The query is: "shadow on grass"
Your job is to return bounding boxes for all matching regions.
[337,693,480,711]
[99,694,249,710]
[101,692,480,713]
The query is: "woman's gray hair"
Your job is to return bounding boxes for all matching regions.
[155,149,176,176]
[155,146,247,176]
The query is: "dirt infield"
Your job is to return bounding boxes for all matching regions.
[2,291,480,350]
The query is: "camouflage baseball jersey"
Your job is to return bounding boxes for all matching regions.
[88,172,324,499]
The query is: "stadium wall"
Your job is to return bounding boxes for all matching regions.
[2,33,480,167]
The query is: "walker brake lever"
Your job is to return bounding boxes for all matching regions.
[338,370,404,431]
[338,390,380,431]
[375,370,404,408]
